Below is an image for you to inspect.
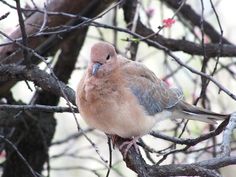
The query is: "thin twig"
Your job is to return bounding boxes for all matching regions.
[39,3,48,33]
[105,136,112,177]
[0,12,10,21]
[15,0,31,66]
[150,118,229,146]
[0,135,39,177]
[0,104,78,113]
[209,0,223,85]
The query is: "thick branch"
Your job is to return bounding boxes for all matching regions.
[221,112,236,156]
[115,136,236,177]
[148,156,236,177]
[148,164,221,177]
[135,21,236,58]
[0,64,75,104]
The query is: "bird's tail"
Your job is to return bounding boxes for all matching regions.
[171,101,229,124]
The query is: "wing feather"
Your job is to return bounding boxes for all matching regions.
[121,59,183,115]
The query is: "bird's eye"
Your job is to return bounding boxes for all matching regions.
[106,54,110,60]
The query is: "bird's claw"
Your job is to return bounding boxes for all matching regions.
[119,137,140,158]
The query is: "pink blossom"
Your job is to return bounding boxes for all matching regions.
[163,18,176,28]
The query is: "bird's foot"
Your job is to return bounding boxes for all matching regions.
[119,137,140,158]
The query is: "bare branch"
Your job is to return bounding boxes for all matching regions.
[0,104,78,113]
[0,12,10,21]
[51,129,93,146]
[148,164,222,177]
[15,0,31,66]
[0,64,76,104]
[162,0,232,44]
[221,112,236,156]
[0,135,39,177]
[150,118,228,146]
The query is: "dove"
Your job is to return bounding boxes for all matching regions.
[76,42,228,155]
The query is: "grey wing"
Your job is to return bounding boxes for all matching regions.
[123,62,183,115]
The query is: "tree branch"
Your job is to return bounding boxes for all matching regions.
[162,0,232,44]
[221,112,236,156]
[150,118,229,146]
[0,64,75,104]
[0,104,78,113]
[15,0,31,66]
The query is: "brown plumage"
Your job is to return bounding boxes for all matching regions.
[76,42,229,140]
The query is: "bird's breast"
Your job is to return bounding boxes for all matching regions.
[78,80,158,138]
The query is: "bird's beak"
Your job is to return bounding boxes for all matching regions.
[92,62,102,76]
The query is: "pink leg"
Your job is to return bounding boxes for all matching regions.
[119,137,140,157]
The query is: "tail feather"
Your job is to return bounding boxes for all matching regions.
[171,111,218,124]
[171,101,229,124]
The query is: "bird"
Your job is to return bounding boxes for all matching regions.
[76,41,229,156]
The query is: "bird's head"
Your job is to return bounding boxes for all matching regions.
[89,42,117,77]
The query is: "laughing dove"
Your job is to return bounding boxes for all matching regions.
[76,42,228,151]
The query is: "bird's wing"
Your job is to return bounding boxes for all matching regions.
[121,59,183,116]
